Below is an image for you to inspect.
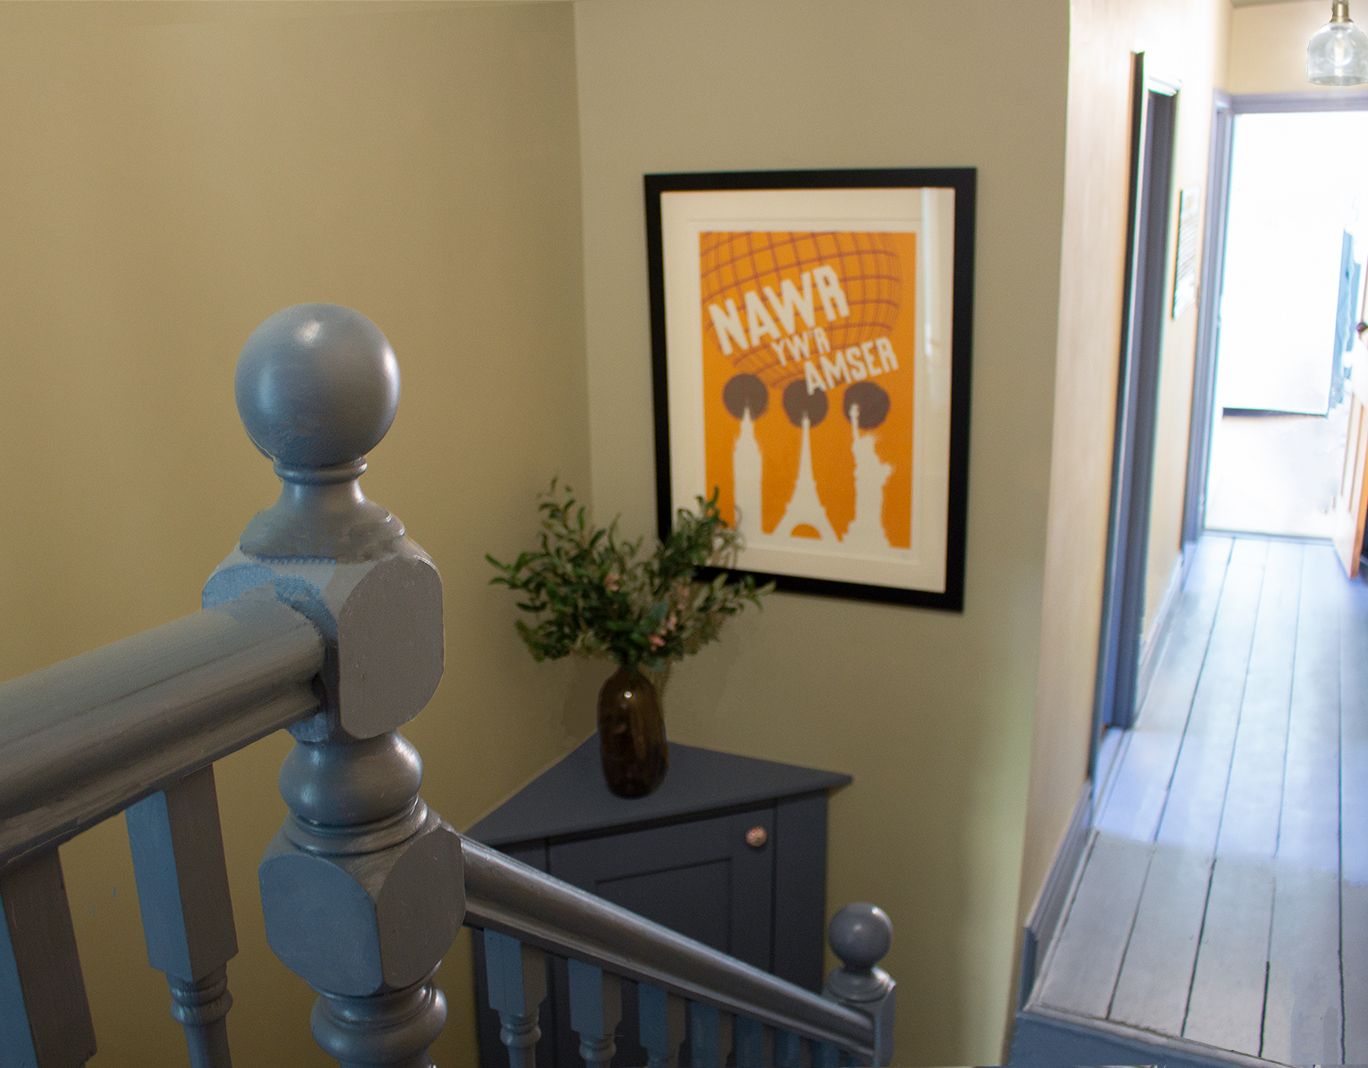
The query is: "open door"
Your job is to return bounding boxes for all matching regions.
[1333,380,1368,576]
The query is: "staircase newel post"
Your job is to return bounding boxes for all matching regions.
[823,902,896,1067]
[205,304,462,1067]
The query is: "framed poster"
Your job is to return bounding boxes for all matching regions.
[645,168,975,609]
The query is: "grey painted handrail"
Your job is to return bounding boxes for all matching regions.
[0,589,324,870]
[460,835,878,1060]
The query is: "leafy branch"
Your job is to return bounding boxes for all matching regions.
[488,481,771,672]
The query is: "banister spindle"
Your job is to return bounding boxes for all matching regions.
[686,1002,732,1067]
[207,304,461,1067]
[484,932,546,1068]
[774,1029,806,1067]
[811,1042,841,1067]
[0,849,96,1067]
[822,903,896,1067]
[638,983,685,1068]
[733,1016,768,1067]
[125,766,237,1067]
[567,960,621,1068]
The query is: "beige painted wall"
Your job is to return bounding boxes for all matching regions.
[1018,0,1231,941]
[1228,0,1362,92]
[0,3,588,1065]
[574,2,1069,1061]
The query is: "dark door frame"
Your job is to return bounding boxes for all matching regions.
[1181,88,1368,549]
[1092,54,1180,770]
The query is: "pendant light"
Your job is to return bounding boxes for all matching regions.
[1308,0,1368,85]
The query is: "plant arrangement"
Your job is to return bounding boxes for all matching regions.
[488,481,771,674]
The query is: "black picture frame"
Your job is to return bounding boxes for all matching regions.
[645,168,975,610]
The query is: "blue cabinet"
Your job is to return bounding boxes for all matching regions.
[466,737,850,1067]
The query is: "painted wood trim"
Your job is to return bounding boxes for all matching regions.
[461,835,875,1059]
[0,591,323,870]
[0,849,97,1067]
[771,793,828,991]
[1091,726,1129,803]
[1230,89,1368,113]
[1136,552,1185,710]
[126,766,238,1068]
[1182,94,1234,548]
[638,983,686,1068]
[473,843,556,1068]
[466,736,849,848]
[1332,388,1368,578]
[1018,781,1093,1009]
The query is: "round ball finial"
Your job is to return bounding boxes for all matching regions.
[829,903,893,972]
[235,303,400,471]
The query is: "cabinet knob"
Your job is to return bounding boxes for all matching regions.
[744,826,769,849]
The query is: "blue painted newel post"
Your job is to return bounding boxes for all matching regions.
[824,903,896,1066]
[205,304,461,1066]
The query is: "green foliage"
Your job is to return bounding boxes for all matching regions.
[487,481,772,671]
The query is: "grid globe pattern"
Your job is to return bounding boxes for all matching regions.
[700,231,903,387]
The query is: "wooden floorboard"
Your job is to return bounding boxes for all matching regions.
[1182,540,1301,1059]
[1029,537,1360,1068]
[1034,833,1151,1021]
[1217,540,1301,861]
[1108,843,1211,1035]
[1013,1006,1279,1068]
[1183,855,1276,1057]
[1109,542,1267,1036]
[1344,884,1368,1065]
[1096,536,1232,844]
[1262,544,1343,1067]
[1155,538,1267,855]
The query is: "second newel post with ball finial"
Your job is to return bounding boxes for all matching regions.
[204,304,463,1066]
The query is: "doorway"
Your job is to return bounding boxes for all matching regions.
[1204,108,1368,538]
[1186,94,1368,551]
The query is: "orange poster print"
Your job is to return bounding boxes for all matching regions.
[698,231,918,554]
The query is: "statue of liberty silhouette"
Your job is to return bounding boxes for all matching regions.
[722,373,892,548]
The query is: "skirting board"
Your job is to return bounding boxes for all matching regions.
[1136,552,1185,712]
[1017,781,1092,1009]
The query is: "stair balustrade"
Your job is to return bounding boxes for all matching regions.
[0,304,895,1067]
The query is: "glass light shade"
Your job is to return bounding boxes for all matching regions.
[1308,2,1368,85]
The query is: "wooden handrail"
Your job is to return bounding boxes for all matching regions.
[0,589,324,871]
[461,835,881,1060]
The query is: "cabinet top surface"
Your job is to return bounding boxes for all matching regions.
[465,736,851,847]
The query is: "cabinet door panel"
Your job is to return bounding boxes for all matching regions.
[548,808,775,1066]
[549,808,775,966]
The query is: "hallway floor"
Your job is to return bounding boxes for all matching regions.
[1027,536,1366,1066]
[1205,407,1349,540]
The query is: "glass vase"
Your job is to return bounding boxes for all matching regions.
[596,664,668,798]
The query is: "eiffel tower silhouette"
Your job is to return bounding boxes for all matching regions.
[773,415,838,541]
